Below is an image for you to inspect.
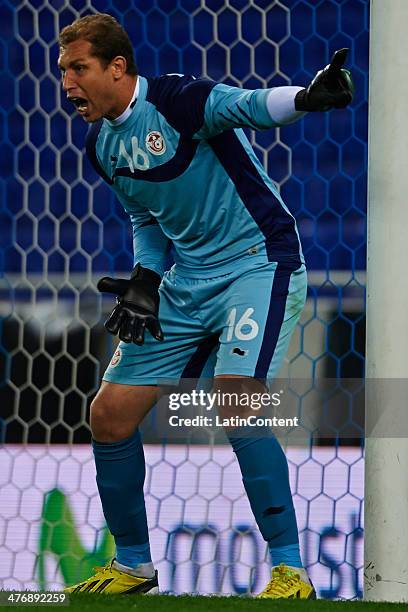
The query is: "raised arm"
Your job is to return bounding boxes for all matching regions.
[166,49,353,139]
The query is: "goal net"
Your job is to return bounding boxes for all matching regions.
[0,0,367,598]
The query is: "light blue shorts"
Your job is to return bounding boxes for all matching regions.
[103,260,307,386]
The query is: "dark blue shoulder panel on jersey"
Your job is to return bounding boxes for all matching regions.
[114,137,200,183]
[85,120,113,185]
[145,75,216,136]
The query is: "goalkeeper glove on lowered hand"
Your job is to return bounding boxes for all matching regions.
[295,48,354,112]
[97,263,163,345]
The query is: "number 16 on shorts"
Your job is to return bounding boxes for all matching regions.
[226,307,259,342]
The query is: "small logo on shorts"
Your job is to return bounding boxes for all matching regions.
[232,347,248,357]
[110,348,121,367]
[146,131,166,155]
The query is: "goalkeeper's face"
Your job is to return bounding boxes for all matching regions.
[58,39,127,123]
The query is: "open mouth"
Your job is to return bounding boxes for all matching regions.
[69,97,89,113]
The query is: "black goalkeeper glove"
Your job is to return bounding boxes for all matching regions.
[97,263,163,345]
[295,48,354,112]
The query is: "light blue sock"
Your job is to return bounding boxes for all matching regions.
[92,429,152,567]
[268,542,302,568]
[115,542,151,568]
[229,432,302,568]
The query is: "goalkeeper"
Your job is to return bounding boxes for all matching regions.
[58,14,353,599]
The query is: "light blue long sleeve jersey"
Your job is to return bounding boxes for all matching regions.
[86,74,304,278]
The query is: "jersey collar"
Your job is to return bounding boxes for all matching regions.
[105,77,141,127]
[103,76,147,132]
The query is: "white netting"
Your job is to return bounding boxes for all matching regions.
[0,0,367,597]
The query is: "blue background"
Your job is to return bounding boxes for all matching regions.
[0,0,369,275]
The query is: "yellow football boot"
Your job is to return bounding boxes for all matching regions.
[258,564,316,599]
[64,559,159,594]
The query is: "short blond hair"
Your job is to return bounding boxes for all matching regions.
[59,14,137,76]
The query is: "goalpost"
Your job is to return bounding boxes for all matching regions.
[364,0,408,602]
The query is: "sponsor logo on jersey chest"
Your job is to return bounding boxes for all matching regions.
[146,131,166,155]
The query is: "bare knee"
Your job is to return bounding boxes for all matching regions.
[90,395,133,443]
[90,382,157,443]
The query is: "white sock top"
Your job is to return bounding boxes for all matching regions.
[113,558,155,579]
